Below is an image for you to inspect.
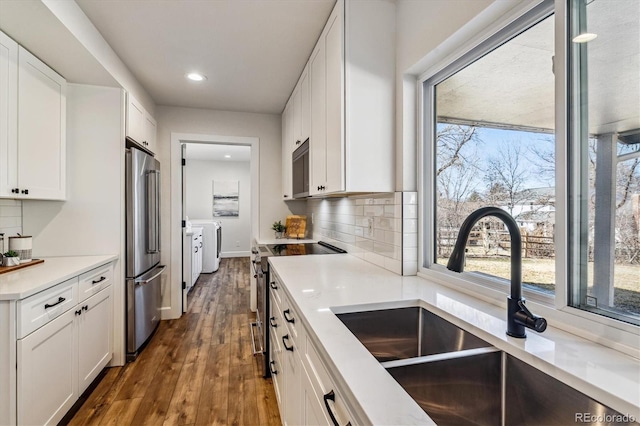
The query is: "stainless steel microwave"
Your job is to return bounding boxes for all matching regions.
[292,139,309,198]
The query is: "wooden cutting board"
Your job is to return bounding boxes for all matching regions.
[285,215,307,239]
[0,259,44,275]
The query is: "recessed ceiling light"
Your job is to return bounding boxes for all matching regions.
[224,154,231,158]
[572,33,597,43]
[186,72,207,82]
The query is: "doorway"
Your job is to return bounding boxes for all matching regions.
[169,133,260,319]
[181,142,252,312]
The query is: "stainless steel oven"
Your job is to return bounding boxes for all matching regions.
[250,241,346,377]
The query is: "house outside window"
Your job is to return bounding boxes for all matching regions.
[420,0,639,328]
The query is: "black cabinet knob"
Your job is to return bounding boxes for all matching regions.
[21,189,28,195]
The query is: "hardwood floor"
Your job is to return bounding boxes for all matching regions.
[68,258,281,426]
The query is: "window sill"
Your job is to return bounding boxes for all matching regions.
[417,267,640,358]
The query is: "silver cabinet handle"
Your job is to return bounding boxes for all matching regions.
[135,265,166,286]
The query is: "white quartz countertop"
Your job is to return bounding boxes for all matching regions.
[268,254,640,425]
[0,255,118,300]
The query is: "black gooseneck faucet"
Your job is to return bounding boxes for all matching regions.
[446,206,547,338]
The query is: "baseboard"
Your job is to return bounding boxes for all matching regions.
[221,251,250,258]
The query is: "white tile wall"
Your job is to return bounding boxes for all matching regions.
[0,199,23,252]
[308,192,418,275]
[402,192,418,276]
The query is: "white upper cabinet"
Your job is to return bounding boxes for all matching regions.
[309,34,327,194]
[0,33,67,201]
[308,0,395,196]
[299,65,310,146]
[282,101,293,199]
[126,92,157,154]
[291,85,302,150]
[126,93,145,144]
[143,110,157,153]
[0,31,18,198]
[17,46,67,200]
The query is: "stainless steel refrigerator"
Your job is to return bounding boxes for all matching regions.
[126,146,165,361]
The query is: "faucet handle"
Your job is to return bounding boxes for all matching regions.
[515,300,547,333]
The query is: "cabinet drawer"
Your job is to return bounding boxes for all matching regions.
[281,294,301,344]
[269,275,282,307]
[17,278,78,339]
[78,263,113,303]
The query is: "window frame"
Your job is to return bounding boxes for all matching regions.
[416,0,639,350]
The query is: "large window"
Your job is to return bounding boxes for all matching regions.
[422,0,639,326]
[569,0,640,323]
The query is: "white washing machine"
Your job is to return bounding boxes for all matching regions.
[190,220,221,272]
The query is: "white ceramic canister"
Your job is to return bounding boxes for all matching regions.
[9,235,32,263]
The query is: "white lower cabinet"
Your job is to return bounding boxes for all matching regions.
[270,272,354,426]
[14,264,114,425]
[78,286,113,393]
[17,307,77,426]
[302,367,329,425]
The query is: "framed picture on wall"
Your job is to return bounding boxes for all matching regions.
[213,180,239,217]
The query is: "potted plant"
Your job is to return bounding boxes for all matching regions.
[2,250,20,267]
[272,221,286,239]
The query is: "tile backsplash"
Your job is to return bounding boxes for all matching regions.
[307,192,418,275]
[0,199,23,252]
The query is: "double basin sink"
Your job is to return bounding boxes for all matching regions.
[336,306,632,426]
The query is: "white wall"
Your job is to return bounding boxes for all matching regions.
[22,84,126,365]
[394,0,496,191]
[186,158,251,256]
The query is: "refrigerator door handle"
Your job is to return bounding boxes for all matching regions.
[146,170,161,254]
[135,265,166,286]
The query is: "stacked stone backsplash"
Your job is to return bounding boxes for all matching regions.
[307,192,418,275]
[0,200,23,253]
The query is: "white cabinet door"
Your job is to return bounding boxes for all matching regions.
[302,366,330,426]
[17,46,66,200]
[144,111,157,154]
[0,31,18,197]
[77,286,112,394]
[324,9,344,194]
[126,93,145,145]
[292,86,302,150]
[282,102,292,199]
[283,346,302,426]
[309,40,326,196]
[197,234,203,275]
[17,308,77,426]
[192,235,199,285]
[300,66,310,144]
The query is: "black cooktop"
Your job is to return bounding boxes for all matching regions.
[266,241,346,256]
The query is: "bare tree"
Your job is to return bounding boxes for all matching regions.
[435,124,482,257]
[484,143,533,217]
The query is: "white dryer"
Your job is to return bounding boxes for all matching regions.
[190,220,222,272]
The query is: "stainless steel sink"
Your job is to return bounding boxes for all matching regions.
[337,307,635,425]
[335,306,491,362]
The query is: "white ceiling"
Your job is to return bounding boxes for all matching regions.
[184,143,251,162]
[437,0,639,137]
[0,0,118,87]
[75,0,336,114]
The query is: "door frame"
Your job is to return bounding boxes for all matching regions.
[168,132,260,319]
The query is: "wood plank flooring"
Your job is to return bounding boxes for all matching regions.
[68,257,281,426]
